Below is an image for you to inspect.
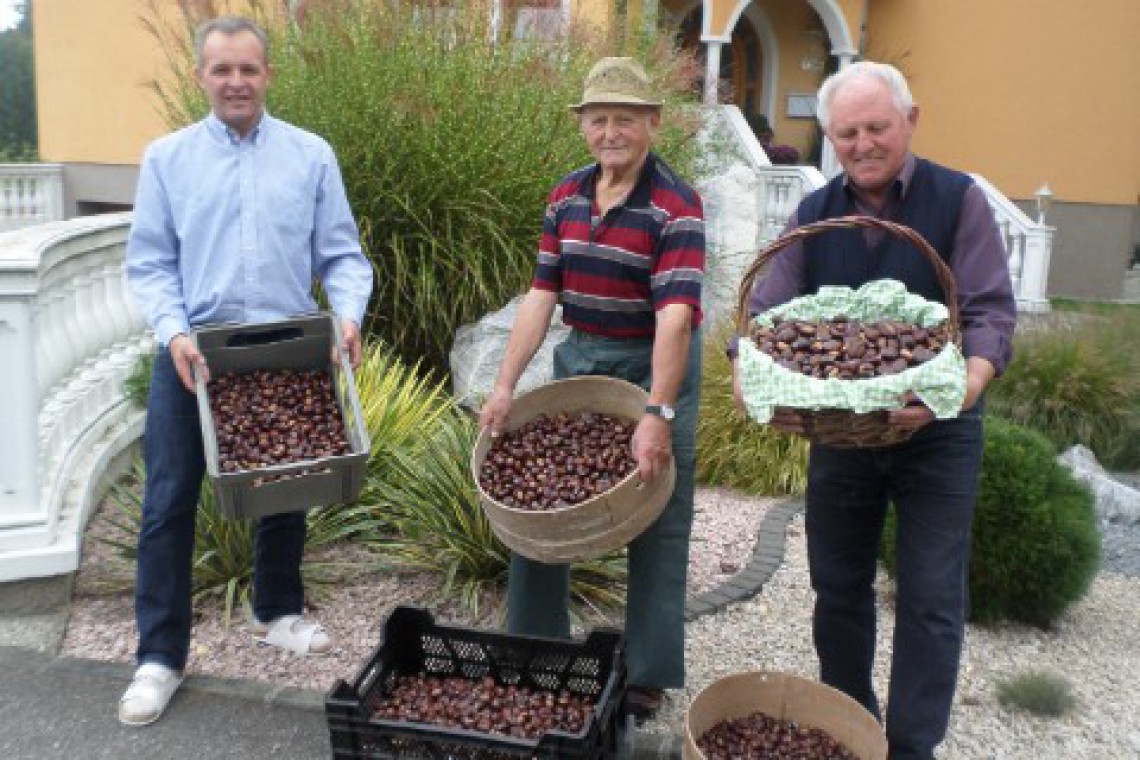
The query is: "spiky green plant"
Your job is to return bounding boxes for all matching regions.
[988,331,1135,463]
[140,0,705,373]
[695,326,809,495]
[123,350,155,410]
[995,670,1077,717]
[367,413,627,622]
[99,457,389,624]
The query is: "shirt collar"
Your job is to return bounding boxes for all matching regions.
[204,111,271,146]
[842,152,916,205]
[581,152,657,209]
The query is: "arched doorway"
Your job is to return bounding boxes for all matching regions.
[677,7,764,123]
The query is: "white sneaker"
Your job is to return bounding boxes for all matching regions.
[118,662,184,726]
[252,614,332,655]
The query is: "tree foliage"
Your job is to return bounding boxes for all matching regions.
[0,1,37,160]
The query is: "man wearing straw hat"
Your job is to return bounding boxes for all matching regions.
[731,62,1016,759]
[480,56,705,722]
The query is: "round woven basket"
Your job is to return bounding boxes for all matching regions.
[735,215,962,448]
[471,375,675,565]
[683,671,887,760]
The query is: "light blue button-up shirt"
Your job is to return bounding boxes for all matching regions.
[126,112,373,345]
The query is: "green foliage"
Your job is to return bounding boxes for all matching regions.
[141,0,704,374]
[988,311,1140,469]
[123,350,155,410]
[100,458,387,625]
[995,670,1077,717]
[695,326,808,495]
[366,413,627,622]
[0,9,36,158]
[882,418,1100,628]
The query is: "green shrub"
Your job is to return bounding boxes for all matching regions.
[143,0,704,374]
[695,326,809,495]
[990,309,1140,469]
[995,670,1077,717]
[882,417,1100,628]
[123,350,155,410]
[365,413,627,621]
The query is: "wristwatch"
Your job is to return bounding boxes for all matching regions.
[645,403,676,422]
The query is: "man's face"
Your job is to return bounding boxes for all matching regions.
[825,76,917,198]
[578,105,660,177]
[195,30,272,137]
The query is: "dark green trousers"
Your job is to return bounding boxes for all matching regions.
[506,329,701,689]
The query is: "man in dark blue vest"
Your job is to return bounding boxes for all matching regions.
[732,62,1016,759]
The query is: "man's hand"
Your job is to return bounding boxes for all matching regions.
[632,414,673,482]
[479,387,514,439]
[340,318,363,370]
[169,334,208,393]
[887,391,935,430]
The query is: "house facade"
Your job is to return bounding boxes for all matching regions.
[30,0,1140,299]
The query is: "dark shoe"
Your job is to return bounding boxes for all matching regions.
[625,685,665,723]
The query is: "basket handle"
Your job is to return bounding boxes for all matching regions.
[734,215,961,345]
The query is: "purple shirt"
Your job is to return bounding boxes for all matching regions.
[733,154,1016,375]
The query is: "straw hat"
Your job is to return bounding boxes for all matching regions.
[569,57,662,111]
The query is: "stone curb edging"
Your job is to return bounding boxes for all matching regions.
[684,497,805,622]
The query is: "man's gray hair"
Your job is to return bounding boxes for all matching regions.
[815,61,913,132]
[194,16,270,67]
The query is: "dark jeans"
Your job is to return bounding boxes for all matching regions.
[506,330,701,689]
[805,407,984,760]
[135,347,308,671]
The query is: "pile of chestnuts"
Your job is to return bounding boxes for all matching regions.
[697,710,857,759]
[370,674,594,740]
[478,411,637,511]
[749,316,951,379]
[207,368,350,473]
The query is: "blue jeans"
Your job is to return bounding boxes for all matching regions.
[506,330,701,689]
[135,347,308,671]
[805,407,984,760]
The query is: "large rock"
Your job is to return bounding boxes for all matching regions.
[696,162,763,328]
[448,295,568,411]
[1059,444,1140,525]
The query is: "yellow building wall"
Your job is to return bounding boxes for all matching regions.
[866,0,1140,205]
[34,0,172,165]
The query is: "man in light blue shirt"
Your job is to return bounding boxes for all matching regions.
[120,15,373,727]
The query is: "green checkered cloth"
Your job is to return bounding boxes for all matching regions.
[739,279,967,423]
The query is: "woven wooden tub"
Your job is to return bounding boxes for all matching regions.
[684,671,887,760]
[471,375,675,565]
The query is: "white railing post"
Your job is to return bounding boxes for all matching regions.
[0,261,41,536]
[969,173,1053,313]
[0,164,65,232]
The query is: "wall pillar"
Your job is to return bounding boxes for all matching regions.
[703,40,724,105]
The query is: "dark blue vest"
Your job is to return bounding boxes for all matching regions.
[799,158,972,305]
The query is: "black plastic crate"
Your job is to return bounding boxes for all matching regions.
[325,607,627,759]
[191,313,370,520]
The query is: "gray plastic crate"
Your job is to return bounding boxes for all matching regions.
[191,313,370,520]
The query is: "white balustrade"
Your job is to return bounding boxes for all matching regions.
[0,214,149,581]
[0,164,65,233]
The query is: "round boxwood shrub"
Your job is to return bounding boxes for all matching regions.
[882,417,1100,628]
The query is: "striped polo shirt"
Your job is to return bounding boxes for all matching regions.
[533,152,705,338]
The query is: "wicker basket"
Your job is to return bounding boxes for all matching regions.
[471,376,675,565]
[683,671,887,760]
[736,215,961,448]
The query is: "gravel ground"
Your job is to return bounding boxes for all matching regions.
[64,481,1140,758]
